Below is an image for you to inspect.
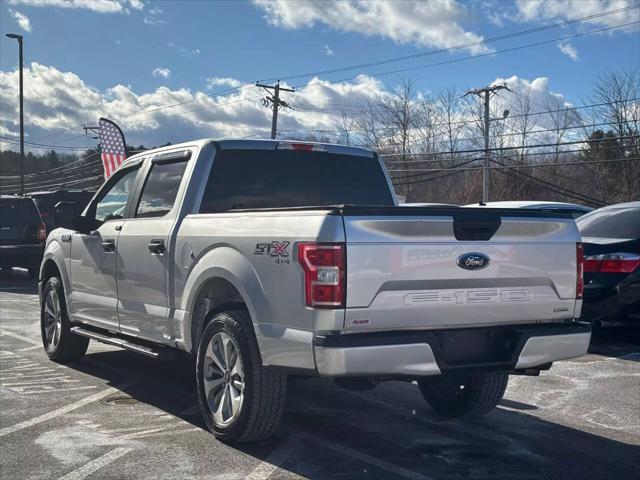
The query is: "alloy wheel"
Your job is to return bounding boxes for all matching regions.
[203,332,245,427]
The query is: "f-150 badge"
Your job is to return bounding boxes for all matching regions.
[457,252,490,270]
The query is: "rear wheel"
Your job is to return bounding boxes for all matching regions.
[41,277,89,362]
[418,372,508,418]
[196,310,286,443]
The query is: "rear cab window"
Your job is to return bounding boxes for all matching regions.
[199,149,394,212]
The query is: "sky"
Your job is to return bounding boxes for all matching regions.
[0,0,639,153]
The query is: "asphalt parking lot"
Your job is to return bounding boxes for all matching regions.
[1,268,638,480]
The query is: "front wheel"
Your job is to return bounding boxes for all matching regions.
[418,372,508,418]
[196,310,286,443]
[40,277,89,362]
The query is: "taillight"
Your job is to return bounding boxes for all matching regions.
[298,242,345,308]
[576,243,584,300]
[38,223,47,242]
[584,252,640,273]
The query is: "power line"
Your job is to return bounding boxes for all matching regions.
[386,156,639,172]
[381,134,640,159]
[288,21,640,91]
[488,157,607,207]
[259,5,639,83]
[0,135,94,150]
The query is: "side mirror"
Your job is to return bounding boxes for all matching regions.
[54,201,94,234]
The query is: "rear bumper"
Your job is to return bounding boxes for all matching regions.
[0,244,44,267]
[314,321,591,377]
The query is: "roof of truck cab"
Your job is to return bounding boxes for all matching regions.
[122,138,375,166]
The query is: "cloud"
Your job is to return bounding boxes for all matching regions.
[206,77,242,89]
[1,62,582,154]
[9,9,32,32]
[514,0,638,31]
[144,4,165,24]
[152,67,171,79]
[323,44,334,56]
[8,0,144,14]
[0,62,394,147]
[166,43,200,57]
[558,42,579,61]
[252,0,491,54]
[177,47,200,58]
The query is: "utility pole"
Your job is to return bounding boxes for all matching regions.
[256,81,294,139]
[464,83,510,203]
[6,33,24,195]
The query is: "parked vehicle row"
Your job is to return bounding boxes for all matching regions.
[0,190,94,278]
[577,202,640,326]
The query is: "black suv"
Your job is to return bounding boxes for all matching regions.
[28,189,95,231]
[0,195,47,278]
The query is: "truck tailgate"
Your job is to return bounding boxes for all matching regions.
[343,207,580,331]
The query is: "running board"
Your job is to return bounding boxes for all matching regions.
[71,326,160,359]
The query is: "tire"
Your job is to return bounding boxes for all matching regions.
[418,372,508,418]
[40,277,89,362]
[196,310,286,443]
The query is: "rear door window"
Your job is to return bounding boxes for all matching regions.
[577,206,640,239]
[199,149,393,212]
[135,160,188,218]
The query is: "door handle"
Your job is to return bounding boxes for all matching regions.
[148,239,165,254]
[101,239,116,252]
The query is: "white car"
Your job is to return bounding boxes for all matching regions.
[465,201,593,218]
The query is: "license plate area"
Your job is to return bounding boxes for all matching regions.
[431,328,518,367]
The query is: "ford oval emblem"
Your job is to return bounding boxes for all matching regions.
[457,252,490,270]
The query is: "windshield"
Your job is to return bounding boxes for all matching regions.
[577,205,640,239]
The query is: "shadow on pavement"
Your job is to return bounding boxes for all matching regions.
[589,326,640,362]
[63,348,638,480]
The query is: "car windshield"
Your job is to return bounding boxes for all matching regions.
[0,198,41,226]
[577,205,640,239]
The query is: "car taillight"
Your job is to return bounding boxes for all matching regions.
[38,223,47,242]
[298,242,345,308]
[576,243,584,300]
[584,252,640,273]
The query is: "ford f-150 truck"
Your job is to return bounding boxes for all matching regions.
[40,139,591,443]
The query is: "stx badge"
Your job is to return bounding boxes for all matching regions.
[254,241,290,257]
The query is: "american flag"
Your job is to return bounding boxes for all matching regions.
[99,117,126,179]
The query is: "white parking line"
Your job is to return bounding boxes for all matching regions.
[246,437,298,480]
[57,447,134,480]
[18,345,44,352]
[0,382,133,437]
[294,430,434,480]
[0,329,41,345]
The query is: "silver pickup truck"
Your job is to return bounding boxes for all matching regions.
[40,139,591,443]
